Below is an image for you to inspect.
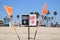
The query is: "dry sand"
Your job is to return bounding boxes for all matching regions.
[0,27,60,40]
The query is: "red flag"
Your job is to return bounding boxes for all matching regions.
[42,3,48,14]
[4,5,12,17]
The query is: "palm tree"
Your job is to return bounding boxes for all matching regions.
[46,10,50,26]
[10,15,13,19]
[16,15,20,26]
[54,11,57,16]
[17,15,20,18]
[50,17,54,27]
[44,16,48,26]
[47,10,50,15]
[41,15,44,22]
[3,16,6,20]
[35,12,39,18]
[51,17,53,20]
[54,11,57,24]
[30,12,34,14]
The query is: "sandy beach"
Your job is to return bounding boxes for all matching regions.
[0,27,60,40]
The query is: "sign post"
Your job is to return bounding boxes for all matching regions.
[22,14,36,40]
[22,15,30,40]
[29,14,36,40]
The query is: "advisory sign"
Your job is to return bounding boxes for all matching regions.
[22,15,29,25]
[29,14,36,26]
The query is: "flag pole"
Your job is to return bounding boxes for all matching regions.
[34,20,40,40]
[10,16,20,40]
[4,5,20,40]
[34,9,42,40]
[34,2,48,40]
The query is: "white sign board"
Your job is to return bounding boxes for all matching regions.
[29,14,36,26]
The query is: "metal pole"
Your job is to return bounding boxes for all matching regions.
[28,26,30,40]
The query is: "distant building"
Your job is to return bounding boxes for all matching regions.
[3,16,10,26]
[0,20,4,26]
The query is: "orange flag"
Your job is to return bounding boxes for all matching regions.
[4,5,12,17]
[42,3,48,14]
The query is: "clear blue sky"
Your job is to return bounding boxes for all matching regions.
[0,0,60,23]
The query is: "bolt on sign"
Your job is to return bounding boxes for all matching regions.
[22,15,29,25]
[29,14,37,26]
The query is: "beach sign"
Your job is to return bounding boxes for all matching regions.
[22,15,29,25]
[29,14,36,26]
